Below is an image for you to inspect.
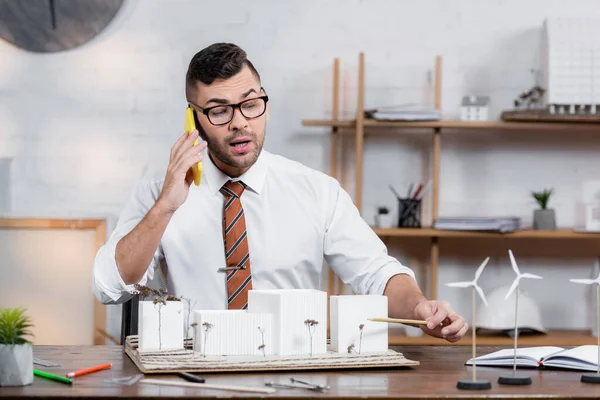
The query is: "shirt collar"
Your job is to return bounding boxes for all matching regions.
[205,149,269,196]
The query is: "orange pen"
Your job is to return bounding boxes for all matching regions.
[66,363,112,378]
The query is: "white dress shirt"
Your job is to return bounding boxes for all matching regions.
[92,149,415,308]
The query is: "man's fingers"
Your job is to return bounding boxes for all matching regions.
[445,323,469,342]
[440,313,464,336]
[170,131,193,162]
[173,152,204,177]
[427,301,451,329]
[172,130,200,162]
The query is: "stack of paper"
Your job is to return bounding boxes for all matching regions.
[364,106,440,121]
[434,217,521,232]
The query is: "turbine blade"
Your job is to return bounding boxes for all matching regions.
[570,278,596,284]
[508,249,520,275]
[474,257,490,282]
[474,285,488,307]
[505,278,520,300]
[521,273,543,280]
[445,281,473,288]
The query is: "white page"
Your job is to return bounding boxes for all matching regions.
[467,346,564,365]
[543,345,598,368]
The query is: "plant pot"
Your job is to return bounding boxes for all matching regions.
[375,213,394,228]
[0,344,33,386]
[533,209,556,230]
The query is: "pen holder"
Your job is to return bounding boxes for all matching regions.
[397,198,422,228]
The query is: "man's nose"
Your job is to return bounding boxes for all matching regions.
[229,107,249,131]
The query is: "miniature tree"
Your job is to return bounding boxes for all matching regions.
[190,322,198,358]
[180,296,197,340]
[134,284,180,350]
[257,326,266,357]
[304,319,319,357]
[202,322,213,358]
[358,324,365,354]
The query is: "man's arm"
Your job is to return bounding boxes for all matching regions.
[383,273,427,319]
[115,202,174,284]
[115,130,206,285]
[92,131,206,304]
[322,179,467,342]
[384,274,468,342]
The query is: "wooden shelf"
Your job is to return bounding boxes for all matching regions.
[389,330,596,347]
[373,227,600,239]
[302,119,600,131]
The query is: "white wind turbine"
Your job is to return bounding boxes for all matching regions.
[498,249,543,386]
[445,256,491,390]
[569,257,600,383]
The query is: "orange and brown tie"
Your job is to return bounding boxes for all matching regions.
[220,180,253,310]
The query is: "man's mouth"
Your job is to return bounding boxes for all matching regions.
[229,138,252,153]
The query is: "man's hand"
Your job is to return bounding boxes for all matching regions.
[414,300,468,343]
[156,130,207,214]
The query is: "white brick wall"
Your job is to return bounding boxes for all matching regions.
[2,0,600,341]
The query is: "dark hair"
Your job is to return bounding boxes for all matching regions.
[185,43,261,99]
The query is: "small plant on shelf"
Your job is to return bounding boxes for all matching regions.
[531,187,556,230]
[375,206,393,228]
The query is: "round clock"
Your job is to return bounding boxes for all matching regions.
[0,0,125,53]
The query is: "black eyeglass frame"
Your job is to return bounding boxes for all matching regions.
[188,93,269,126]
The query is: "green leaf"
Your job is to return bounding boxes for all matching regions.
[531,188,553,209]
[0,308,34,344]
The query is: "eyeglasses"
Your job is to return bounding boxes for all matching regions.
[190,95,269,126]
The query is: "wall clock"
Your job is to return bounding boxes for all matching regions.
[0,0,125,53]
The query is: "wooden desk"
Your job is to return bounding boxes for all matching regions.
[2,345,600,399]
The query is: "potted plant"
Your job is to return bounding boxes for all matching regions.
[0,308,34,386]
[532,188,556,230]
[375,206,393,228]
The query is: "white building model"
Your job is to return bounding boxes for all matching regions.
[192,310,273,356]
[248,289,327,356]
[542,17,600,114]
[138,289,392,357]
[330,295,388,354]
[138,300,184,351]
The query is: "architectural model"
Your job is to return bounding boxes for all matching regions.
[330,295,388,354]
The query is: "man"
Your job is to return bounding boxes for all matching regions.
[92,43,467,342]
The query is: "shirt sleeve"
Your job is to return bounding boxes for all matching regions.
[92,177,163,304]
[323,179,416,295]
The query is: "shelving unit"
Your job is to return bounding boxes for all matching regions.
[303,53,600,346]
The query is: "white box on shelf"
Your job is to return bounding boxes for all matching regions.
[191,310,273,356]
[330,295,388,354]
[138,301,184,351]
[248,289,327,356]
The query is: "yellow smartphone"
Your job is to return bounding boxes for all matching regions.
[184,106,202,186]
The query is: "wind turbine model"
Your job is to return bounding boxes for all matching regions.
[498,249,543,386]
[569,257,600,384]
[446,256,491,390]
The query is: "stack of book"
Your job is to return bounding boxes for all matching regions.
[434,217,521,233]
[364,106,440,121]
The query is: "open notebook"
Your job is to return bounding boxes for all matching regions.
[466,346,599,371]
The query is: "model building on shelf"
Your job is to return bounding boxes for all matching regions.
[542,17,600,115]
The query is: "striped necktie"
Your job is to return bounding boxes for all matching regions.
[220,180,253,310]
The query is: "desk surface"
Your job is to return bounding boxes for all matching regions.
[1,345,600,399]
